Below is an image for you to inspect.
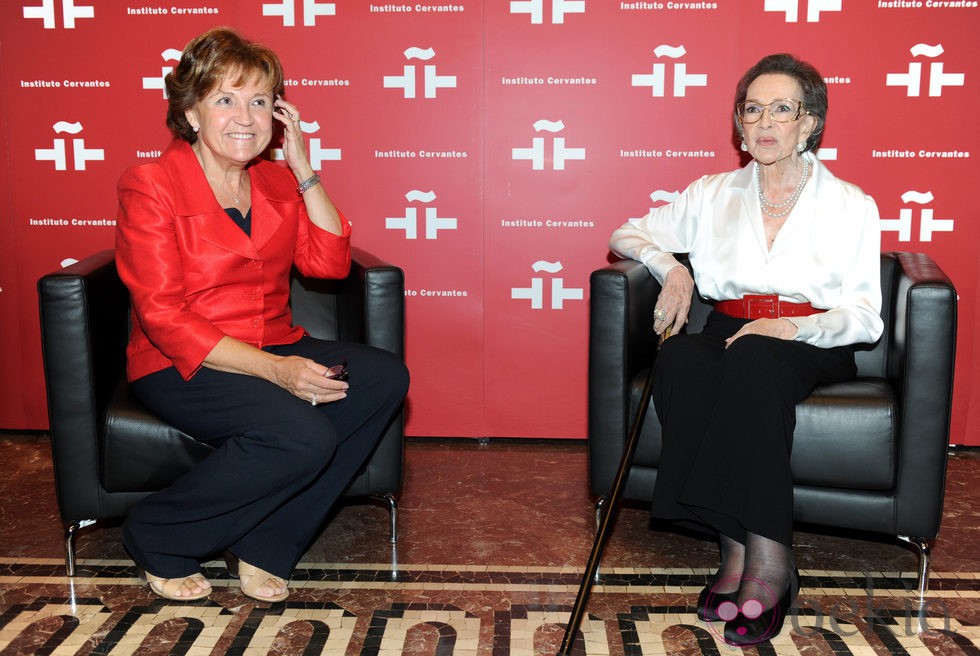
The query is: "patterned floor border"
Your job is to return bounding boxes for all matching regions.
[0,559,977,655]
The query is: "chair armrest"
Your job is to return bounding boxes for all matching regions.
[37,250,129,520]
[588,259,662,494]
[337,248,406,497]
[890,252,957,538]
[290,247,404,359]
[347,247,405,359]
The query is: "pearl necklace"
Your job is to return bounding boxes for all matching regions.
[756,156,810,218]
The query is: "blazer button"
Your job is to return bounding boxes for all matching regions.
[252,316,262,327]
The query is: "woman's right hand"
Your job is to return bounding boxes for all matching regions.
[203,337,348,404]
[653,265,694,336]
[271,356,349,405]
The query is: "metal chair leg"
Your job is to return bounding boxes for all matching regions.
[594,496,608,532]
[898,535,932,598]
[64,521,79,577]
[64,519,96,577]
[375,493,398,544]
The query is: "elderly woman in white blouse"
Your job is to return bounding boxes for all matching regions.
[608,53,882,647]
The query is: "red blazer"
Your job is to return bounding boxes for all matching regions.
[115,140,351,382]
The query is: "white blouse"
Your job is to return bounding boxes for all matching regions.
[608,153,884,349]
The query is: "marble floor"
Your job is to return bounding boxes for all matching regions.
[0,434,977,655]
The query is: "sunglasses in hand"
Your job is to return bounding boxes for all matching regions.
[325,360,349,382]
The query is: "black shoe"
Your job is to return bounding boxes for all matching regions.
[723,569,799,647]
[696,579,738,622]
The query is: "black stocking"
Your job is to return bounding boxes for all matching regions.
[738,532,796,610]
[713,533,744,593]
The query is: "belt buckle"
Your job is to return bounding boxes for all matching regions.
[743,294,779,319]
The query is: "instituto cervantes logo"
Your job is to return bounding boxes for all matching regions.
[35,121,104,171]
[513,120,585,171]
[881,191,954,243]
[262,0,336,27]
[23,0,94,29]
[511,261,583,310]
[632,45,707,98]
[510,0,585,24]
[270,120,340,170]
[628,190,680,222]
[142,49,182,99]
[886,44,965,97]
[384,47,457,99]
[386,190,458,240]
[763,0,842,23]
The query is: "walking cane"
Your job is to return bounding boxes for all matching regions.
[556,328,670,656]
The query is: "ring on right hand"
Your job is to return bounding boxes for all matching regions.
[654,307,667,322]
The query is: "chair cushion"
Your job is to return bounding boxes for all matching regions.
[101,380,213,492]
[629,375,896,492]
[791,379,896,490]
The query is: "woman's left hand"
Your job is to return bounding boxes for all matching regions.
[725,318,798,348]
[274,96,311,175]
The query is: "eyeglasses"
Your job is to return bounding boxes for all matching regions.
[736,98,807,124]
[326,359,349,382]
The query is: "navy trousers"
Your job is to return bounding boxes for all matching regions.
[123,337,409,579]
[649,312,856,546]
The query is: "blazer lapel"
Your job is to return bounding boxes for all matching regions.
[162,141,258,259]
[248,164,292,253]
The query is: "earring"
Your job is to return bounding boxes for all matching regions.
[193,126,199,133]
[740,141,748,152]
[796,142,806,152]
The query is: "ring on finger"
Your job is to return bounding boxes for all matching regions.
[654,307,667,322]
[311,393,318,407]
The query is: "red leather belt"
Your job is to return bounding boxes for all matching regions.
[714,294,826,319]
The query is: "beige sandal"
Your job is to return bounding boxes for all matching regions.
[144,571,211,601]
[237,560,289,603]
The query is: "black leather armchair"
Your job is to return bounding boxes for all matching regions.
[588,252,956,594]
[38,248,405,576]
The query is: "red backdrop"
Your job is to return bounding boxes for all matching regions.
[2,1,978,444]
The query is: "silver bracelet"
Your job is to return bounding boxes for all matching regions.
[296,173,321,194]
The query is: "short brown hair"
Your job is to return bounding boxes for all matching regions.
[733,53,827,152]
[165,27,285,143]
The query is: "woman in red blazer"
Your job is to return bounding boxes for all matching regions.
[115,28,409,603]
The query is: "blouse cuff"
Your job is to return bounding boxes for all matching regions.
[785,316,817,344]
[641,249,682,284]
